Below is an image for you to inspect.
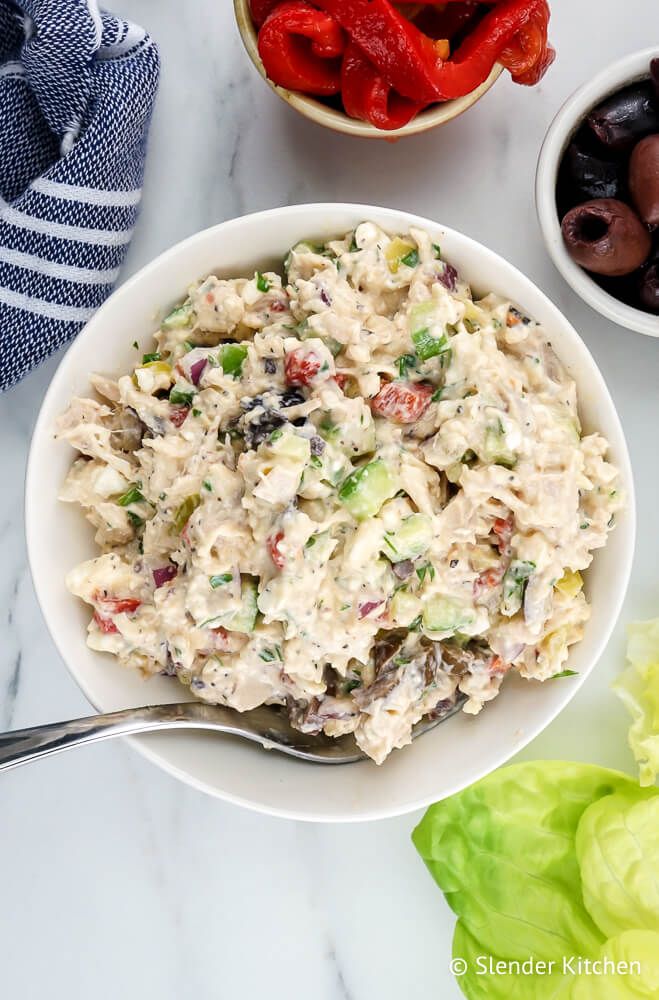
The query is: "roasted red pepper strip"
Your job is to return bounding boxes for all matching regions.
[313,0,552,102]
[258,1,345,96]
[341,42,425,130]
[499,0,555,84]
[249,0,282,29]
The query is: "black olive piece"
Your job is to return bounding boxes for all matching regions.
[263,358,277,375]
[243,411,286,450]
[279,387,306,409]
[587,82,659,151]
[310,435,325,456]
[565,141,625,201]
[241,394,263,412]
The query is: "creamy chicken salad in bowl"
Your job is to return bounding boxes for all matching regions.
[26,204,634,820]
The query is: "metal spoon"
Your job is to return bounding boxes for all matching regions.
[0,699,463,771]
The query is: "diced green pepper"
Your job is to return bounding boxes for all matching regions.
[256,272,270,293]
[220,343,248,378]
[169,385,195,407]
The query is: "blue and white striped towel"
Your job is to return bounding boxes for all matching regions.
[0,0,159,391]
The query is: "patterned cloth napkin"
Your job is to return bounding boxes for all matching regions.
[0,0,159,391]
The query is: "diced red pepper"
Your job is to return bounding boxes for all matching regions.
[341,41,425,130]
[93,610,119,634]
[170,406,189,427]
[473,565,504,600]
[493,515,514,555]
[268,531,286,569]
[285,347,321,385]
[258,2,345,96]
[333,373,349,391]
[93,594,142,615]
[489,654,511,675]
[370,380,433,423]
[210,626,231,651]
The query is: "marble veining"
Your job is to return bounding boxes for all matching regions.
[0,2,656,997]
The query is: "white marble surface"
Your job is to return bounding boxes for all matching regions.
[1,2,658,997]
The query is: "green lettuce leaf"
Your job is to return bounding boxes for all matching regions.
[556,931,659,999]
[576,793,659,938]
[613,620,659,786]
[412,762,639,1000]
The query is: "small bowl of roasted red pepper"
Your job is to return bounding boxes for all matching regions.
[537,48,659,337]
[235,0,555,138]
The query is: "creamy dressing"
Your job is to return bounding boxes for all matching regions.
[56,223,622,764]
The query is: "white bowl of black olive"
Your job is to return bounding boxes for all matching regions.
[536,48,659,337]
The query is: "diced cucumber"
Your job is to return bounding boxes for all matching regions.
[163,302,193,330]
[225,577,258,634]
[501,560,535,617]
[482,420,517,469]
[220,343,248,377]
[270,430,310,463]
[423,596,475,634]
[382,513,433,561]
[390,590,422,627]
[338,459,398,520]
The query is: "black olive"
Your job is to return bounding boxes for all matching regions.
[587,82,659,151]
[638,262,659,312]
[565,140,624,201]
[263,358,277,375]
[561,198,651,276]
[629,134,659,226]
[652,58,659,102]
[638,245,659,313]
[310,435,325,456]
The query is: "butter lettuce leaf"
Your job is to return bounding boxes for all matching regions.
[412,762,643,1000]
[576,793,659,938]
[556,931,659,999]
[613,620,659,786]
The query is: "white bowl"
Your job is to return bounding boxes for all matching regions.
[26,204,635,822]
[233,0,503,140]
[536,47,659,338]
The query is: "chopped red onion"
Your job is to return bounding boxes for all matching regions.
[190,358,207,386]
[153,564,178,588]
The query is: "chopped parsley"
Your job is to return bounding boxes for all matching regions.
[256,271,270,293]
[397,353,417,378]
[209,573,233,589]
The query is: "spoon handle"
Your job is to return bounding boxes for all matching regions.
[0,704,206,772]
